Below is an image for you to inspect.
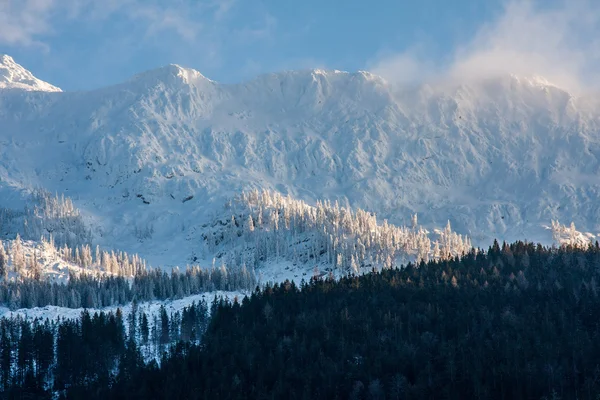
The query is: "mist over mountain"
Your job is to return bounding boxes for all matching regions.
[0,54,598,266]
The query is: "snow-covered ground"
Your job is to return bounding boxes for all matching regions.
[0,290,244,323]
[2,54,600,270]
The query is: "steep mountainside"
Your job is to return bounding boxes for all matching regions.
[0,55,599,266]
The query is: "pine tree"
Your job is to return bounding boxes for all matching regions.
[159,306,170,348]
[246,214,255,233]
[31,249,42,281]
[12,234,25,276]
[0,322,11,391]
[17,321,34,384]
[140,312,149,346]
[33,321,54,385]
[0,241,7,280]
[129,300,138,342]
[350,255,359,275]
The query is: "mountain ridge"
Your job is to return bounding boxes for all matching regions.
[0,55,575,96]
[0,55,598,267]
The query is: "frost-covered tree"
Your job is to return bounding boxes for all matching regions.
[246,215,255,233]
[30,249,42,281]
[209,189,473,276]
[12,234,24,275]
[23,189,92,248]
[350,255,359,276]
[0,232,150,283]
[550,220,594,248]
[0,241,6,281]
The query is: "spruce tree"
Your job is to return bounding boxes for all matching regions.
[0,241,6,280]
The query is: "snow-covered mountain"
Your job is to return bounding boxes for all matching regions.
[0,55,599,266]
[0,55,61,92]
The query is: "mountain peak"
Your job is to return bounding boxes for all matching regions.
[0,54,14,64]
[0,54,62,93]
[473,73,568,92]
[501,73,560,89]
[128,64,214,87]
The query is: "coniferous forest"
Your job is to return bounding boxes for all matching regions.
[5,240,600,399]
[0,265,257,310]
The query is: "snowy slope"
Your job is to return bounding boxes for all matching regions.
[0,238,97,283]
[201,190,472,280]
[0,56,599,268]
[0,55,61,92]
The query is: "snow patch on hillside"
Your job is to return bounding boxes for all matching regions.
[0,290,243,323]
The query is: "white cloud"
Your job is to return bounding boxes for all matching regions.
[0,0,57,48]
[369,0,600,91]
[212,0,237,21]
[367,47,435,86]
[0,0,235,47]
[129,3,201,42]
[234,13,277,43]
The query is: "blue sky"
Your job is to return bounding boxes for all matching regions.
[0,0,597,91]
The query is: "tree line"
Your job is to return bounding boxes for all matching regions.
[0,264,256,310]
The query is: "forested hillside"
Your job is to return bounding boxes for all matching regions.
[4,240,600,399]
[1,299,212,398]
[4,53,600,399]
[204,190,471,276]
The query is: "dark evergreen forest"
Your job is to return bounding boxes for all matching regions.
[0,265,256,309]
[2,300,211,399]
[5,240,600,399]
